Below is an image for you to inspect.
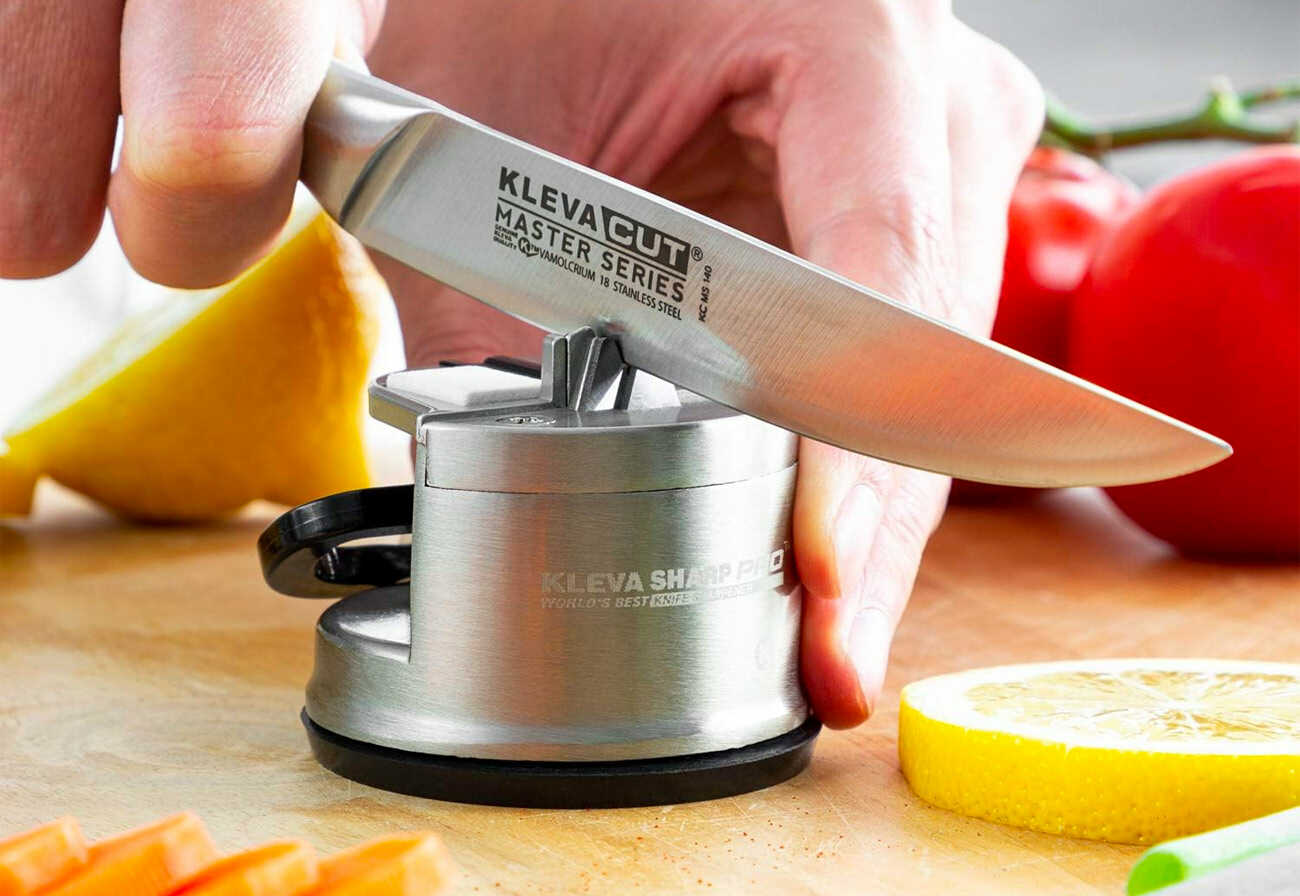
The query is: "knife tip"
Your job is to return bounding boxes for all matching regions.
[1204,432,1234,464]
[1157,419,1233,482]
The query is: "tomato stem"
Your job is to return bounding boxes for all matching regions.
[1042,78,1300,156]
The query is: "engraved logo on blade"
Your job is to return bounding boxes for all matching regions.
[599,207,691,275]
[491,165,706,324]
[538,547,790,610]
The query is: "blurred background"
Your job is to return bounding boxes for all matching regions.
[0,0,1295,438]
[960,0,1299,184]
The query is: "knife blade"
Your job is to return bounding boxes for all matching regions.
[300,60,1229,487]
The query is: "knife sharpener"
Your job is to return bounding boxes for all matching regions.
[260,328,819,808]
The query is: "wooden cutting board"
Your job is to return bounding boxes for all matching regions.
[1,485,1296,895]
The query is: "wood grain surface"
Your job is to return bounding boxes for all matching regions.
[2,484,1297,895]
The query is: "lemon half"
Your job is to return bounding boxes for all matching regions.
[0,204,387,522]
[899,659,1300,844]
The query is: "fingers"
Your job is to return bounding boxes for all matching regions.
[795,441,895,727]
[775,4,959,727]
[781,12,1041,727]
[797,449,951,728]
[773,3,957,317]
[945,22,1045,334]
[110,0,342,287]
[0,0,121,277]
[841,468,949,708]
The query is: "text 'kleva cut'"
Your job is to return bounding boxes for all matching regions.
[498,166,693,276]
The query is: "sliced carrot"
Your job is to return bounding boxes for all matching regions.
[0,818,87,895]
[311,834,453,896]
[40,812,218,896]
[167,840,318,896]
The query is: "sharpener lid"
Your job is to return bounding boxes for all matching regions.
[370,335,798,494]
[420,402,797,494]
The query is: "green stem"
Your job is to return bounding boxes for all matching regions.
[1239,82,1300,108]
[1042,78,1300,156]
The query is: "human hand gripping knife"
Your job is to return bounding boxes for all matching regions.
[256,61,1230,808]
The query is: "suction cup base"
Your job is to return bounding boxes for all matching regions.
[303,710,821,808]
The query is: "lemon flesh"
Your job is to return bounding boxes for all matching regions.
[0,209,386,522]
[899,659,1300,844]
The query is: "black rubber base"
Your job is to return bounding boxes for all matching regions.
[303,709,821,809]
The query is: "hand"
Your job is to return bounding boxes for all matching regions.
[373,0,1043,726]
[4,0,1039,728]
[0,0,385,285]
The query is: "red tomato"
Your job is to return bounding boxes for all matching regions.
[994,147,1141,368]
[952,147,1140,503]
[1070,146,1300,559]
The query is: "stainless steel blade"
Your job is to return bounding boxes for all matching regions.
[301,61,1229,486]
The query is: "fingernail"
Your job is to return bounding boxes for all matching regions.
[847,606,895,717]
[832,484,884,600]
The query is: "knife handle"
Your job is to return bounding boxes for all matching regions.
[301,60,429,223]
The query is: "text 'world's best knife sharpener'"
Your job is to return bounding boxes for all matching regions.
[259,329,819,808]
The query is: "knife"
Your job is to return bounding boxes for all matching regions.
[299,60,1229,487]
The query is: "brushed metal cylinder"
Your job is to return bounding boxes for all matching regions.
[307,406,806,762]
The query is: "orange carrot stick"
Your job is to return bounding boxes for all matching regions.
[310,834,454,896]
[167,840,318,896]
[0,818,87,895]
[40,812,218,896]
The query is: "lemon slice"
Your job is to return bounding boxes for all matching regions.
[0,202,388,521]
[899,659,1300,844]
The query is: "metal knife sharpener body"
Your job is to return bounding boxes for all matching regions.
[259,329,820,807]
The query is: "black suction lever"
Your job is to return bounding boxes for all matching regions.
[258,485,413,598]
